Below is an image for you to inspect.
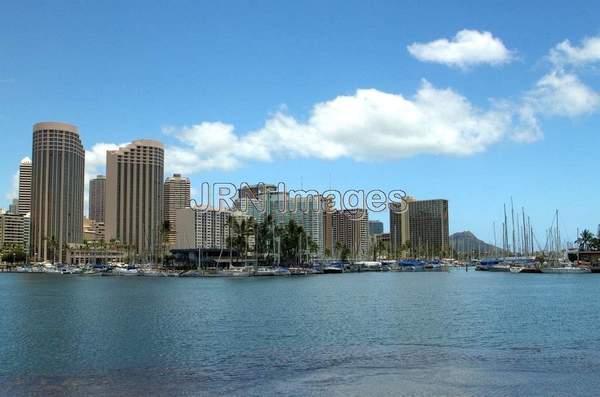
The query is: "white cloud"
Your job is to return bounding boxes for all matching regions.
[4,170,19,202]
[549,36,600,66]
[525,71,600,117]
[511,105,543,143]
[164,80,533,173]
[407,29,514,69]
[89,33,600,179]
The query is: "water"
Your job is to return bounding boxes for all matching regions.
[1,272,600,396]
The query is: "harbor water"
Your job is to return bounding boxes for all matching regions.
[1,271,600,396]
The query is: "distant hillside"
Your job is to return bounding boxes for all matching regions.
[450,231,503,255]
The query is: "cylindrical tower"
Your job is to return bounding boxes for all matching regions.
[31,122,85,262]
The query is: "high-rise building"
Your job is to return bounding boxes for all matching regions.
[164,173,191,249]
[175,207,231,249]
[238,183,277,200]
[8,199,19,215]
[389,199,411,257]
[389,198,449,257]
[105,140,164,258]
[89,175,106,222]
[31,122,85,262]
[18,156,32,216]
[332,209,369,258]
[368,220,384,236]
[0,210,26,249]
[408,199,449,256]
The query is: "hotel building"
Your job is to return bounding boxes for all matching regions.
[105,140,164,257]
[31,122,85,261]
[164,173,191,249]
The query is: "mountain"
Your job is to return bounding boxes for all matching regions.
[450,231,502,255]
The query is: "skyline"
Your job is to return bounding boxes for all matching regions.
[1,1,600,244]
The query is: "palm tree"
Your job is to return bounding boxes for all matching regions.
[372,239,386,261]
[576,229,595,251]
[229,217,256,263]
[43,236,58,264]
[339,245,351,262]
[279,220,307,265]
[255,215,274,265]
[161,220,172,265]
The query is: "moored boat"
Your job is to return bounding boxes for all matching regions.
[289,267,309,276]
[255,266,278,276]
[224,266,254,277]
[540,266,590,274]
[322,262,344,274]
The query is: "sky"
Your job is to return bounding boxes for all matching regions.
[1,0,599,246]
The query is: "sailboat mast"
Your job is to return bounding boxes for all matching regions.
[511,198,516,256]
[521,207,528,255]
[556,210,560,260]
[503,204,508,255]
[493,222,497,257]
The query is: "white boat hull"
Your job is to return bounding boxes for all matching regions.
[541,267,590,274]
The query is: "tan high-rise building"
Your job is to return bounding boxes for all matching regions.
[164,173,191,248]
[389,198,412,257]
[18,157,32,216]
[105,140,164,258]
[408,199,449,256]
[31,122,85,261]
[389,197,449,257]
[332,208,369,258]
[89,175,106,222]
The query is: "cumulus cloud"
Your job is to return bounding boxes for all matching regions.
[549,35,600,67]
[525,71,600,117]
[407,29,514,69]
[82,33,600,180]
[164,81,535,174]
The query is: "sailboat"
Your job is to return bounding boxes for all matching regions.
[540,210,590,274]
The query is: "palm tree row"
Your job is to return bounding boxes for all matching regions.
[226,215,319,266]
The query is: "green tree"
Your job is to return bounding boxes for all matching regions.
[576,229,595,251]
[228,217,256,262]
[372,239,386,261]
[339,245,351,262]
[278,220,309,266]
[2,244,26,264]
[255,215,274,264]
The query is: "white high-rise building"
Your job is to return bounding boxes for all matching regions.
[175,207,231,249]
[18,157,32,216]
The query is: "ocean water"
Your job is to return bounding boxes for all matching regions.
[1,271,600,396]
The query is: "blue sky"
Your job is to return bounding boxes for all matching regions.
[1,0,599,245]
